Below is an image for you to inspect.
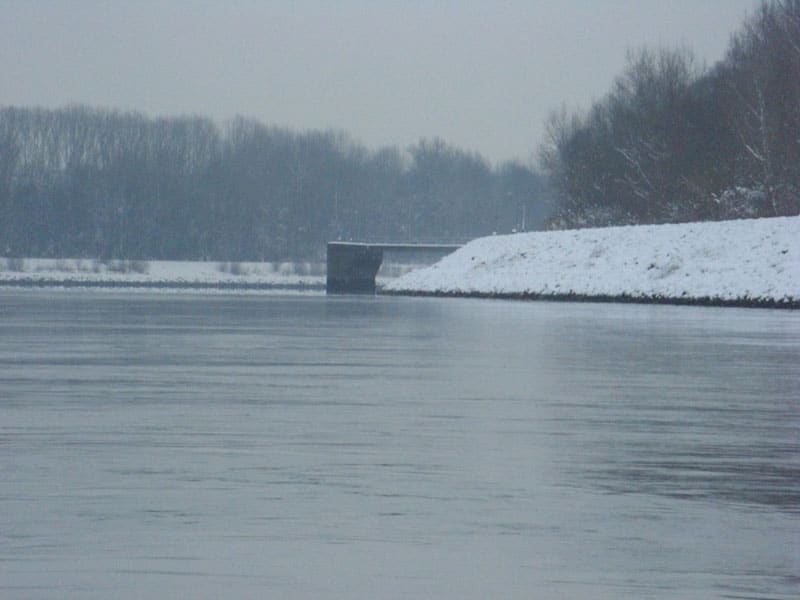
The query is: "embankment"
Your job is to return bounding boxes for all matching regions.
[382,216,799,308]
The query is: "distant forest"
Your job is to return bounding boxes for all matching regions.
[0,107,548,261]
[540,0,800,227]
[2,0,798,261]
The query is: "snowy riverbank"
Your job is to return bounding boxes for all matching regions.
[0,259,326,291]
[383,216,800,308]
[0,257,423,292]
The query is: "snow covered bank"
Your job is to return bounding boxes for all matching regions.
[0,259,326,291]
[0,257,431,293]
[383,216,800,308]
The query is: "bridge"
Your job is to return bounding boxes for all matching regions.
[326,242,462,294]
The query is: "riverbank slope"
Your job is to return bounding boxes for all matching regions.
[383,216,799,308]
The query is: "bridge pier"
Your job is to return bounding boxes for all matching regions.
[326,243,384,294]
[326,242,462,294]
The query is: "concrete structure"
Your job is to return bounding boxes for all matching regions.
[326,242,461,294]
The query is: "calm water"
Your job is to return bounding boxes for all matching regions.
[1,290,798,599]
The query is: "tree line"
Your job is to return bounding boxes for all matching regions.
[0,107,549,261]
[5,1,794,259]
[540,0,800,228]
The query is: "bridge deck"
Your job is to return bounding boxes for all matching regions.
[327,242,462,251]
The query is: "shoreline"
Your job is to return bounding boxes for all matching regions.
[0,278,325,292]
[2,278,796,309]
[379,288,799,309]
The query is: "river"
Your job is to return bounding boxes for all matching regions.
[1,290,798,599]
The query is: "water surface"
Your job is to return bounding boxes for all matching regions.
[1,290,798,599]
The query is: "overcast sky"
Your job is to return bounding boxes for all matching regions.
[1,0,760,164]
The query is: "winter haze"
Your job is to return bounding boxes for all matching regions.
[0,0,759,163]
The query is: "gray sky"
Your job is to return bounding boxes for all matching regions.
[1,0,760,164]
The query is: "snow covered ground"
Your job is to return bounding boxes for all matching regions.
[0,259,326,289]
[0,257,423,291]
[384,216,799,306]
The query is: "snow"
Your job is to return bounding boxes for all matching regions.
[0,259,326,289]
[0,258,446,291]
[3,217,796,303]
[384,216,800,305]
